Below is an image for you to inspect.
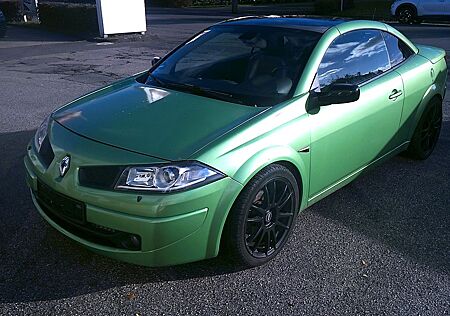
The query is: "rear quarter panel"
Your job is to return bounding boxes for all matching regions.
[395,53,447,142]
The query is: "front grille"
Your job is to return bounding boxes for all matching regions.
[37,136,55,168]
[35,181,141,251]
[78,166,125,190]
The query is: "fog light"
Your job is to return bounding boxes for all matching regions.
[119,234,141,251]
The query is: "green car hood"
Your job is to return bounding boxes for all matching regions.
[53,78,265,161]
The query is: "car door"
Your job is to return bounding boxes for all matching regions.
[308,29,405,199]
[443,0,450,15]
[418,0,445,15]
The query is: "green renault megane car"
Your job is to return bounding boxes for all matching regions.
[25,17,447,267]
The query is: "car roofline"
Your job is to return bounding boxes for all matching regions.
[215,16,418,54]
[214,15,349,33]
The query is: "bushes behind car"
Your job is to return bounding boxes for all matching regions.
[315,0,354,14]
[0,0,21,21]
[0,8,7,37]
[150,0,193,7]
[150,0,312,7]
[38,1,98,35]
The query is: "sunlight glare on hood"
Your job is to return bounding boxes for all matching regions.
[140,86,170,104]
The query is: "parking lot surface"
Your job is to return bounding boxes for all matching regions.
[0,8,449,315]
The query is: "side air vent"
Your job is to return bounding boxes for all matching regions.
[78,166,125,190]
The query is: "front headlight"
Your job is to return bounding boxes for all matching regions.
[34,115,50,152]
[115,162,224,193]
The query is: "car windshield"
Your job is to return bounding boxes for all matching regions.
[147,25,321,106]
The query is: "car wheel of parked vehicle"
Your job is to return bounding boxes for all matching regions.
[0,9,7,38]
[222,164,300,268]
[406,98,442,160]
[397,5,416,24]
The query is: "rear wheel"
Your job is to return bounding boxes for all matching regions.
[406,98,442,160]
[222,164,300,268]
[397,5,416,24]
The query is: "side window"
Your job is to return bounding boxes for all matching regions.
[317,30,390,91]
[382,31,414,67]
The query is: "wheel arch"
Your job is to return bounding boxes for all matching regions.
[396,3,418,17]
[407,86,443,141]
[231,146,309,209]
[207,147,310,258]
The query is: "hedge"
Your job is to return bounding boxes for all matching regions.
[38,2,98,35]
[150,0,312,7]
[150,0,193,7]
[191,0,312,5]
[315,0,354,14]
[0,0,21,21]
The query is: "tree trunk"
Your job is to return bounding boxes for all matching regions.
[232,0,238,14]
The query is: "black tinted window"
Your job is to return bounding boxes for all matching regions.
[150,25,321,106]
[382,31,413,67]
[317,30,390,90]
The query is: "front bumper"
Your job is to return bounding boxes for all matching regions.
[25,122,243,266]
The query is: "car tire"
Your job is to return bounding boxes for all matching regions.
[406,98,442,160]
[222,164,300,268]
[397,5,417,24]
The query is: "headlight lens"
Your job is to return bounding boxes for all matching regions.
[34,116,50,152]
[115,162,224,192]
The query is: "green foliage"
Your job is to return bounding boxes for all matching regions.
[315,0,339,14]
[38,2,98,35]
[0,0,21,21]
[321,0,391,19]
[315,0,356,14]
[192,0,311,4]
[150,0,312,7]
[150,0,193,7]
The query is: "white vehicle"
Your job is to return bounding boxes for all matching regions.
[391,0,450,24]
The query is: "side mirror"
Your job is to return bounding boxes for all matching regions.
[308,83,360,110]
[152,56,161,66]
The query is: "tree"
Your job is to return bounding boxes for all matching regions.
[232,0,238,13]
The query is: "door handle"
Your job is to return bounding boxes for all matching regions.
[389,89,403,100]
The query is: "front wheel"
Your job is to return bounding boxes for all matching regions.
[406,98,442,160]
[222,164,300,268]
[397,6,416,24]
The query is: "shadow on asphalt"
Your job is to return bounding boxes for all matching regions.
[0,122,448,303]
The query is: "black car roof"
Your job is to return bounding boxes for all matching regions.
[219,16,346,33]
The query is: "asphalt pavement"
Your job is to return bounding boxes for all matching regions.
[0,7,449,316]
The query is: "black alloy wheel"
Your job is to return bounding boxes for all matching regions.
[222,164,300,268]
[245,178,295,258]
[398,6,415,24]
[407,98,442,160]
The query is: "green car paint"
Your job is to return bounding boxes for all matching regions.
[25,18,447,266]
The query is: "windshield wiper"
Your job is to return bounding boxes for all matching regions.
[163,81,248,105]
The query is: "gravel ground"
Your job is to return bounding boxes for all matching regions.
[0,8,449,315]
